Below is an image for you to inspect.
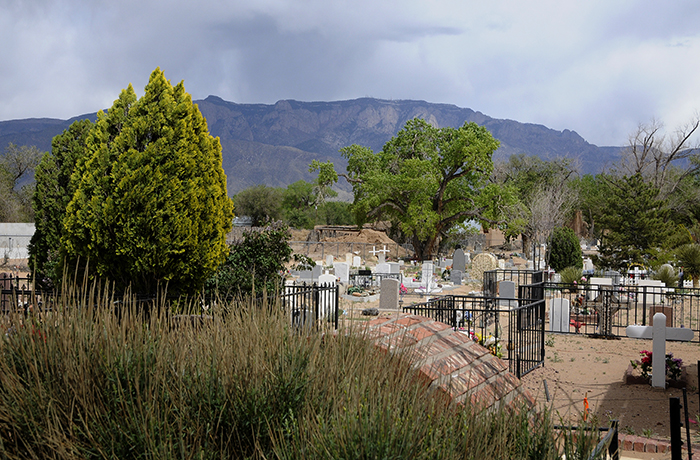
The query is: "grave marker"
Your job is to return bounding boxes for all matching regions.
[380,278,400,310]
[422,262,434,293]
[450,269,462,285]
[353,256,362,268]
[333,262,349,284]
[499,280,516,308]
[369,245,390,263]
[549,298,570,333]
[626,313,694,388]
[453,248,466,273]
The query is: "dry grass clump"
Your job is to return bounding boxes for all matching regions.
[0,283,601,459]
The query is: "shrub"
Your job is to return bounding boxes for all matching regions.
[548,227,582,272]
[653,264,677,287]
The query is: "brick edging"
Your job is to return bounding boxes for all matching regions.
[618,434,699,454]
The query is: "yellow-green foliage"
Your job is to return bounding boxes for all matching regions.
[62,68,234,295]
[0,285,599,459]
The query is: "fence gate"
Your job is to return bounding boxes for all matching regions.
[513,277,546,378]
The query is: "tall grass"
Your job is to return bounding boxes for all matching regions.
[0,283,602,459]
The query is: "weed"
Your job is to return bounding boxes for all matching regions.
[545,335,555,347]
[642,428,655,438]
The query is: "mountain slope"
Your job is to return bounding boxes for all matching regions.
[0,97,621,194]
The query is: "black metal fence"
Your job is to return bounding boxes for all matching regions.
[402,291,546,378]
[544,282,700,342]
[349,272,400,288]
[1,274,340,331]
[280,282,339,331]
[484,269,544,298]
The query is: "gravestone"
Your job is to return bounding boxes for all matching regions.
[469,253,498,281]
[498,259,506,269]
[379,278,400,310]
[499,280,516,308]
[637,279,665,305]
[422,262,434,292]
[450,269,462,285]
[549,298,570,333]
[326,255,334,267]
[353,256,362,268]
[453,248,466,273]
[345,253,353,265]
[333,262,349,284]
[317,272,337,319]
[389,262,400,274]
[375,262,391,274]
[627,313,694,388]
[312,265,323,281]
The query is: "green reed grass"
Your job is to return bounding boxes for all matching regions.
[0,281,601,459]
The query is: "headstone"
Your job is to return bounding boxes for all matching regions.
[317,272,337,319]
[379,278,400,310]
[583,258,594,272]
[326,255,334,267]
[312,265,323,281]
[499,280,516,308]
[470,253,498,281]
[389,262,400,274]
[297,269,313,282]
[637,279,664,305]
[353,256,362,268]
[333,262,349,284]
[345,253,353,265]
[498,259,506,269]
[587,277,612,301]
[422,262,434,292]
[453,248,466,273]
[450,269,462,285]
[549,298,570,332]
[375,262,391,274]
[465,252,471,265]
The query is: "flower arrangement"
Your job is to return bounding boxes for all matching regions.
[630,350,684,382]
[459,329,503,359]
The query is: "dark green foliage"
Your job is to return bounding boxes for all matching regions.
[206,222,293,296]
[594,174,674,271]
[548,227,582,272]
[234,184,284,226]
[319,201,353,226]
[677,243,700,287]
[28,119,93,288]
[62,68,234,295]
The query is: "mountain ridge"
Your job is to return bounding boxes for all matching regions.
[0,97,621,194]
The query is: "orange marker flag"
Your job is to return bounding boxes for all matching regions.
[583,391,589,421]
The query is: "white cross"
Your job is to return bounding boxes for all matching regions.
[369,245,390,263]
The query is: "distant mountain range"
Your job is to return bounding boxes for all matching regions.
[0,97,622,195]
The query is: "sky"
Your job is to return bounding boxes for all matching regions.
[1,0,699,147]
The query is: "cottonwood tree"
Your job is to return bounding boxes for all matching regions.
[234,184,283,226]
[0,143,43,222]
[312,118,515,260]
[28,119,93,287]
[62,68,234,294]
[492,154,578,257]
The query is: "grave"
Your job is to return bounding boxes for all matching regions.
[369,245,390,263]
[317,272,337,319]
[379,278,400,310]
[498,280,516,308]
[627,313,693,388]
[345,253,353,265]
[353,256,362,268]
[453,248,466,273]
[312,265,323,281]
[389,262,400,274]
[450,269,462,285]
[375,262,391,274]
[549,298,570,333]
[326,255,334,267]
[470,253,498,281]
[333,262,349,284]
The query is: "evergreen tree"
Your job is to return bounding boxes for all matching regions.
[28,119,93,288]
[547,226,582,272]
[63,68,234,294]
[594,174,673,271]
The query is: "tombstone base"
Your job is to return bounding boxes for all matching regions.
[649,306,673,327]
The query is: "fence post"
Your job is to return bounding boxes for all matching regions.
[670,397,682,460]
[608,419,619,460]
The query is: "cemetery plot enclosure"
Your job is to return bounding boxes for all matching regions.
[403,293,546,378]
[545,282,700,342]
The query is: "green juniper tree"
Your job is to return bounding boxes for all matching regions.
[28,119,93,287]
[62,68,234,294]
